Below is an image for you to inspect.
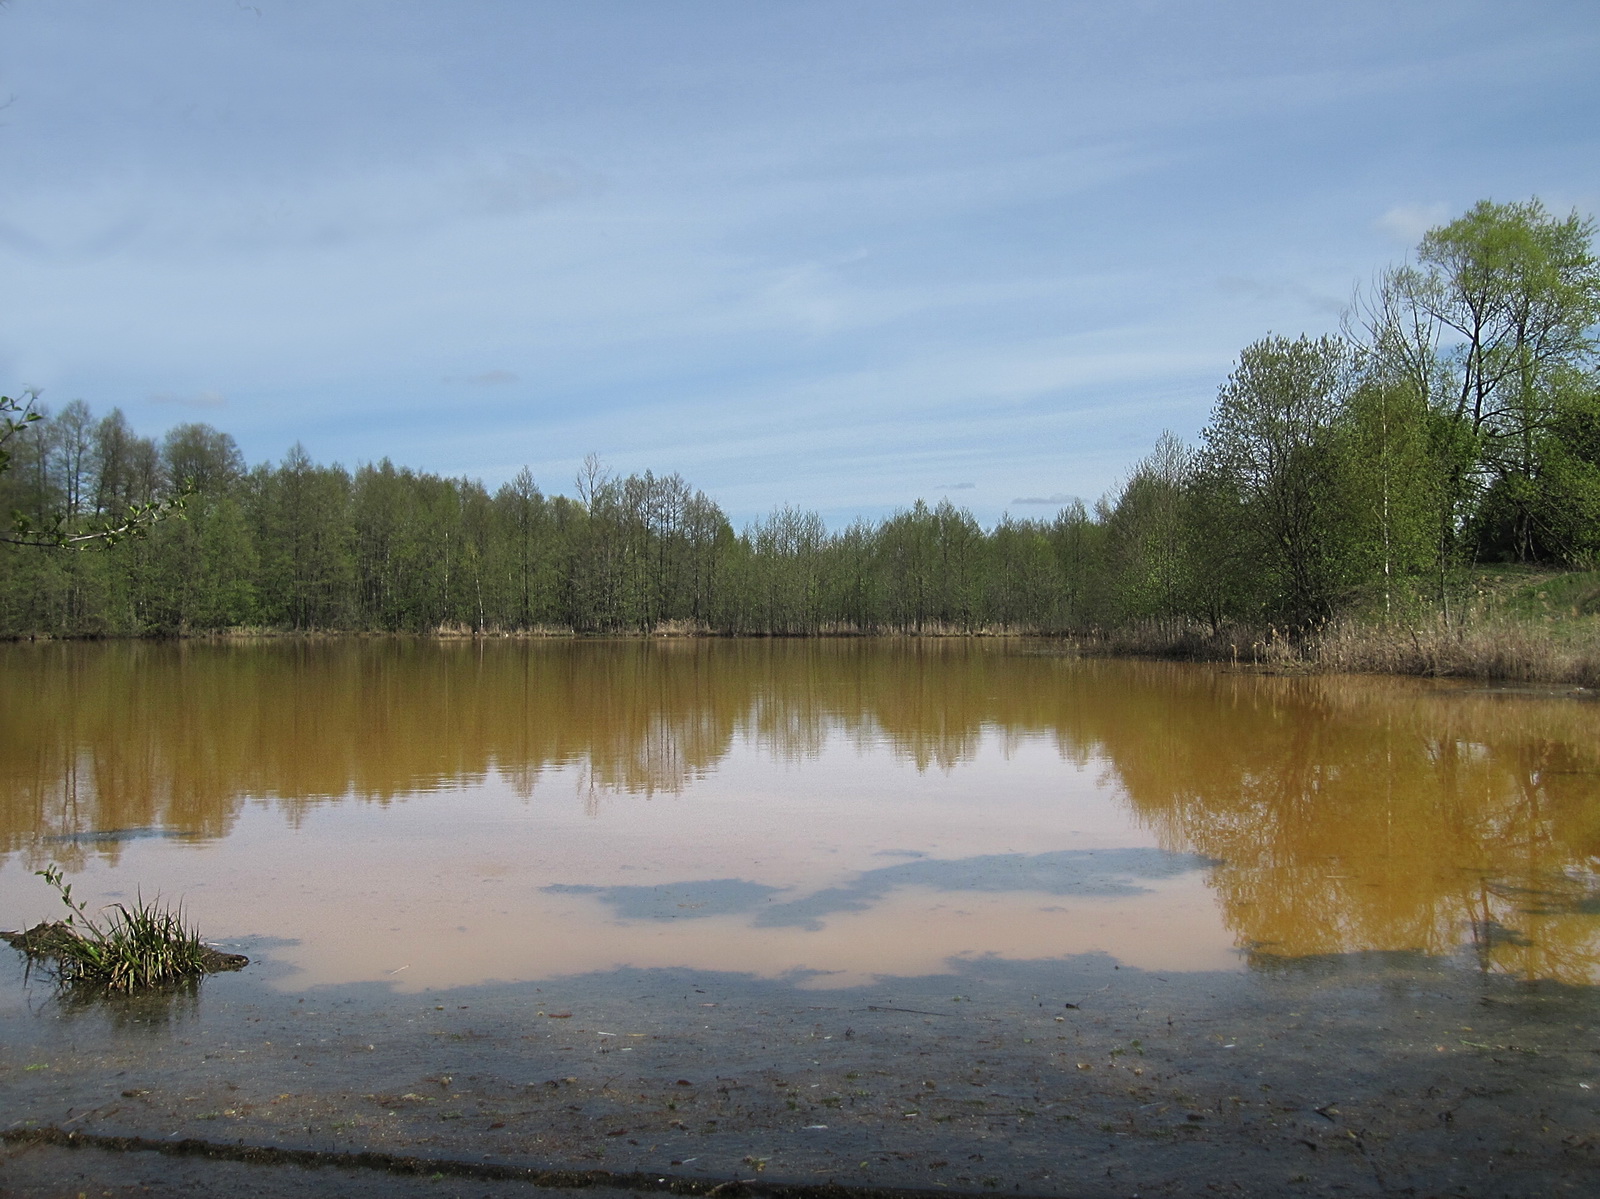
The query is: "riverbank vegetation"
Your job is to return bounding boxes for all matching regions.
[3,199,1598,679]
[0,865,245,992]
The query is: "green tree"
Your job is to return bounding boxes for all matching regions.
[1103,432,1194,625]
[823,517,883,632]
[491,467,555,629]
[743,505,828,634]
[1392,200,1600,560]
[1,396,187,552]
[248,445,354,629]
[1474,370,1600,563]
[984,515,1061,631]
[1047,499,1106,630]
[1336,376,1453,618]
[877,501,940,632]
[1200,335,1361,626]
[162,423,245,497]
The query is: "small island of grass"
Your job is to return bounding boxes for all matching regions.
[1,865,245,993]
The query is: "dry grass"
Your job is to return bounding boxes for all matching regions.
[1305,615,1600,687]
[1064,608,1600,687]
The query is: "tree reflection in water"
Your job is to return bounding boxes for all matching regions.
[4,639,1599,981]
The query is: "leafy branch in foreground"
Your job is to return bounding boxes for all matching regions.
[0,864,245,992]
[1,393,192,549]
[3,489,193,549]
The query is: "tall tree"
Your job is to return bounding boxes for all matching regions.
[744,505,827,634]
[492,467,553,629]
[1047,499,1105,630]
[162,423,245,496]
[985,516,1060,631]
[249,445,354,629]
[1200,335,1360,626]
[1337,376,1452,617]
[1396,200,1600,560]
[54,400,97,519]
[1103,432,1194,624]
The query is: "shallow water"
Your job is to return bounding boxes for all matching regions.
[4,638,1599,992]
[7,639,1600,1194]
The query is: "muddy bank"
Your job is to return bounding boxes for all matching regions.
[3,946,1598,1197]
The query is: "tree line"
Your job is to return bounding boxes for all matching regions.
[2,198,1596,639]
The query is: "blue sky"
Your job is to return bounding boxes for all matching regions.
[1,1,1596,528]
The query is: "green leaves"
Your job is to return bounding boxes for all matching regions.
[2,393,193,552]
[0,393,43,478]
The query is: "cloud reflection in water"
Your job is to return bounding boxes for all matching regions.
[548,848,1217,931]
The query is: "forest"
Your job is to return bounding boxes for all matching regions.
[2,199,1597,642]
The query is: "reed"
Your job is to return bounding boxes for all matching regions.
[1067,610,1600,687]
[1,865,242,992]
[1306,615,1600,687]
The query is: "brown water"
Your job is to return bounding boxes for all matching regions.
[3,638,1599,993]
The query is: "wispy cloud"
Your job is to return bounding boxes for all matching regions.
[1376,202,1451,244]
[1215,275,1346,318]
[1,2,1590,526]
[445,370,520,386]
[148,389,226,409]
[1011,493,1074,506]
[0,153,604,265]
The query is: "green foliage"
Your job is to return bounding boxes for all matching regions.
[1199,334,1361,626]
[1533,381,1600,564]
[0,392,43,479]
[1337,379,1454,618]
[1103,433,1194,624]
[873,499,983,633]
[1417,199,1599,445]
[1393,200,1600,563]
[985,516,1060,630]
[1,393,190,553]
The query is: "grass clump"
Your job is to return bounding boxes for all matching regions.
[1,865,245,992]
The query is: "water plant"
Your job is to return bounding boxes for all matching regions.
[0,865,245,992]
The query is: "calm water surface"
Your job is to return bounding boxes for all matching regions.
[3,638,1598,992]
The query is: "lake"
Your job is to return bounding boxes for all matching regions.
[2,638,1599,1194]
[5,637,1598,989]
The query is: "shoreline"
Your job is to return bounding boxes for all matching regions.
[7,617,1600,689]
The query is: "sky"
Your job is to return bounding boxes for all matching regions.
[1,1,1597,529]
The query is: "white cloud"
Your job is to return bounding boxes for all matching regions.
[1011,493,1075,506]
[1376,203,1451,245]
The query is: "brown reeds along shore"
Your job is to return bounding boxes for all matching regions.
[1074,615,1600,689]
[1063,567,1600,688]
